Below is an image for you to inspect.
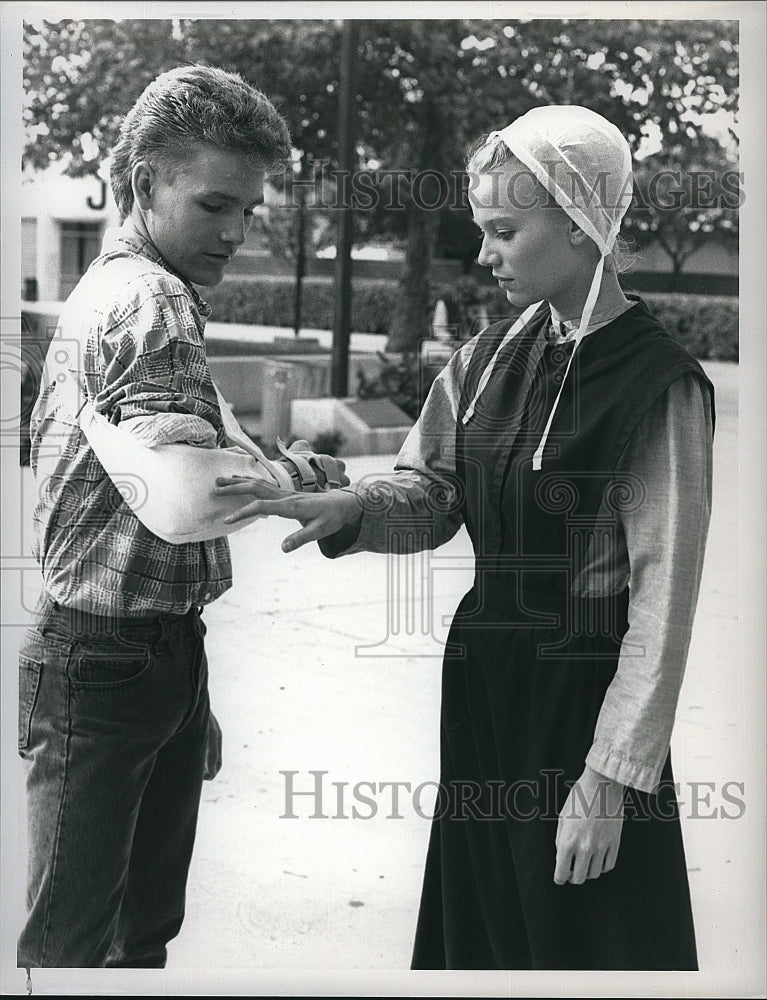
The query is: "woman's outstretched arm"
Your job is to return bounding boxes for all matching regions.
[216,337,482,555]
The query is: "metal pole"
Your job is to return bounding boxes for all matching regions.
[331,19,358,398]
[293,174,306,337]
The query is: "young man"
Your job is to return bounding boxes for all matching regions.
[18,64,341,969]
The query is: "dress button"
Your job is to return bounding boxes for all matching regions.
[203,592,212,602]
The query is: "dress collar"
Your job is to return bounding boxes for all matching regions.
[547,299,636,344]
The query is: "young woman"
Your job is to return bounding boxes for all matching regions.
[216,105,715,970]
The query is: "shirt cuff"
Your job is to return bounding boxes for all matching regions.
[318,521,363,558]
[317,488,364,558]
[585,742,664,795]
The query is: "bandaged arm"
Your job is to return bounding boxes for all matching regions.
[79,401,294,544]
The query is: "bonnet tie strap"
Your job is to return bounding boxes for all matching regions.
[461,300,544,426]
[531,254,606,471]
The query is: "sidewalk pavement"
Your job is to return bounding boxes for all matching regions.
[204,320,389,355]
[6,361,762,996]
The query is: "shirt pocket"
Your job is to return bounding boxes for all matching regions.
[18,655,43,752]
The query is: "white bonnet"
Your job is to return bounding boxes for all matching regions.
[488,105,633,256]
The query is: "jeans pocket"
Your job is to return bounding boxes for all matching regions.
[18,655,43,752]
[69,647,152,688]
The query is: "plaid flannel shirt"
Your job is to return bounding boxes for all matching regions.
[30,220,233,616]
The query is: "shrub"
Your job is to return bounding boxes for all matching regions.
[356,351,427,421]
[204,277,738,362]
[431,278,739,361]
[205,276,394,335]
[206,277,299,326]
[640,292,738,362]
[431,276,519,336]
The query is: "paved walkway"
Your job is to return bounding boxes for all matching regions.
[204,319,389,355]
[4,361,763,997]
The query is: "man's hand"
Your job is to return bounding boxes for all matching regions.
[214,481,362,552]
[554,765,624,885]
[203,711,223,781]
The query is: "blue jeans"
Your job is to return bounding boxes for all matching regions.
[17,598,211,968]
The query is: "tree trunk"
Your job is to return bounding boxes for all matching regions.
[653,230,689,293]
[669,254,686,293]
[386,107,444,353]
[385,199,440,352]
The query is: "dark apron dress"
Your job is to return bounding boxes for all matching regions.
[411,299,713,970]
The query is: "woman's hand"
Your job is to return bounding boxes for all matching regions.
[214,479,363,552]
[554,765,625,885]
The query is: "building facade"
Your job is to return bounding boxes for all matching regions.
[21,166,121,302]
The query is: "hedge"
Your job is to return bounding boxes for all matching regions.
[204,276,395,335]
[439,279,739,362]
[203,275,737,361]
[637,292,739,362]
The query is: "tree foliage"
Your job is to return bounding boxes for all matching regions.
[623,133,739,280]
[24,17,739,348]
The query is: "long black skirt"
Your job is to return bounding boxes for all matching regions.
[411,583,698,971]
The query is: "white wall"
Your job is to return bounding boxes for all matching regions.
[21,166,120,300]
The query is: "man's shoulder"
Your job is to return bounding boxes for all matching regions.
[93,248,193,308]
[63,250,200,337]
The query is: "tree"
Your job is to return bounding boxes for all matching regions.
[623,134,739,285]
[23,19,184,175]
[24,17,739,350]
[355,17,739,346]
